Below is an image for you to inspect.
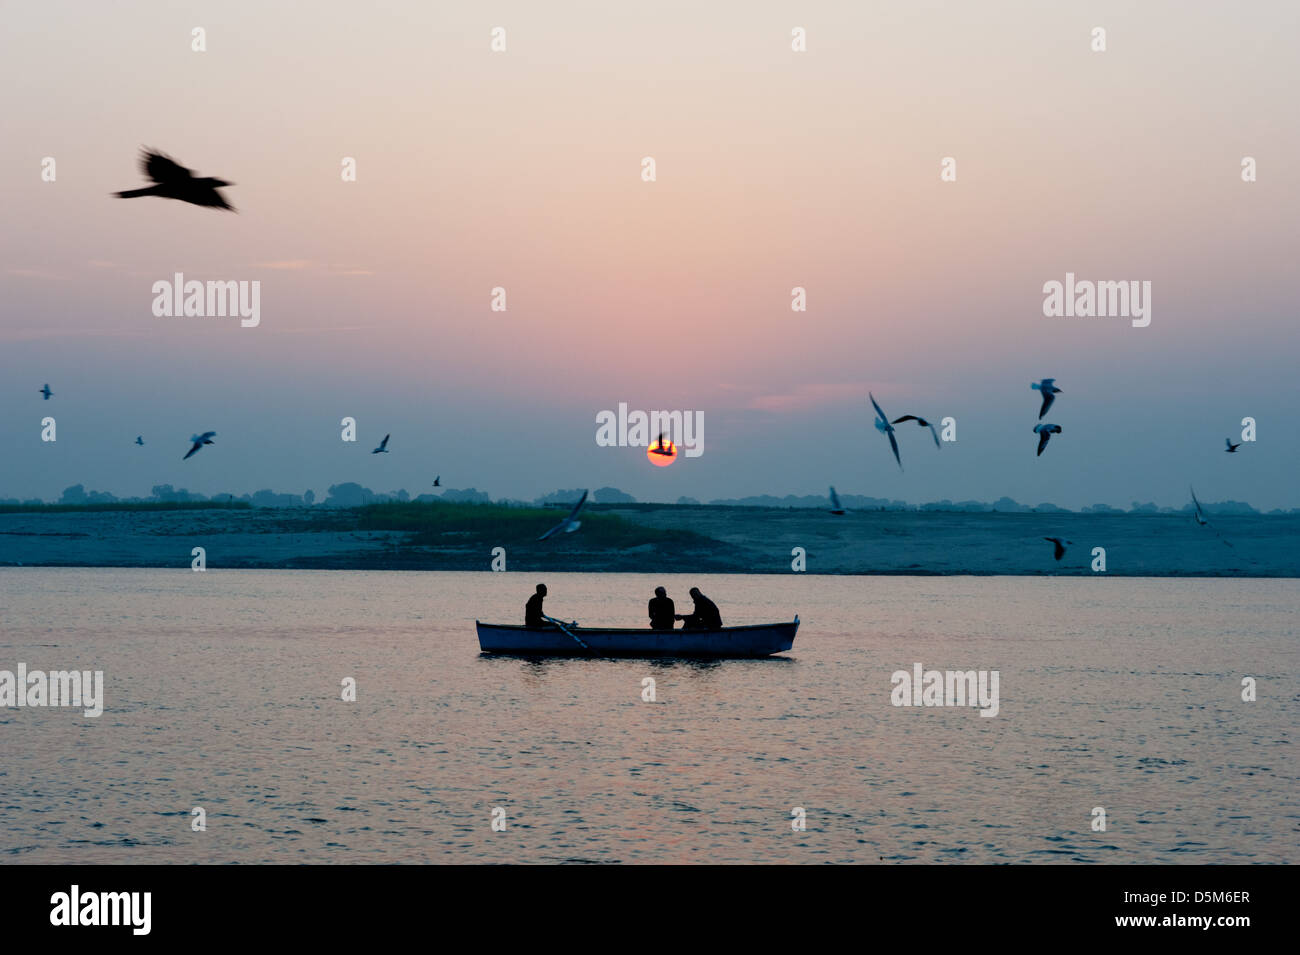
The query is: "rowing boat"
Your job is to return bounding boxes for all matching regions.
[475,617,799,657]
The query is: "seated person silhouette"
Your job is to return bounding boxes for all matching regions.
[675,587,722,630]
[525,583,548,628]
[648,586,675,630]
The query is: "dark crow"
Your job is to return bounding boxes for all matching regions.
[114,149,236,210]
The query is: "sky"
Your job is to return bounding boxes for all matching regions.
[2,0,1298,510]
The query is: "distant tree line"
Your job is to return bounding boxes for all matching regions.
[0,484,1288,515]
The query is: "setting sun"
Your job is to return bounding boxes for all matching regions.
[647,438,677,467]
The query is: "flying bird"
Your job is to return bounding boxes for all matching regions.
[1033,423,1062,457]
[432,476,440,487]
[113,149,236,210]
[538,489,588,541]
[869,393,902,470]
[892,415,941,449]
[649,432,675,456]
[829,486,846,515]
[1189,486,1210,525]
[1188,486,1237,550]
[134,436,145,446]
[183,431,216,460]
[40,384,52,400]
[1043,537,1072,561]
[1031,378,1062,419]
[372,434,390,454]
[1224,438,1240,453]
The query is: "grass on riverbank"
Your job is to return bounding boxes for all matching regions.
[356,500,708,548]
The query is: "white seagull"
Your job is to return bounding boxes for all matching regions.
[538,489,588,541]
[372,434,390,454]
[183,431,216,460]
[1043,537,1072,561]
[1034,423,1062,457]
[829,486,846,515]
[1031,378,1062,419]
[869,393,902,470]
[892,414,941,449]
[40,384,53,400]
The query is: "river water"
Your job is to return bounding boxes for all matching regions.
[0,569,1295,863]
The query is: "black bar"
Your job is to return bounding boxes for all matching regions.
[2,865,1280,941]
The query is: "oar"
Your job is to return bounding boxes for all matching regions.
[543,614,592,653]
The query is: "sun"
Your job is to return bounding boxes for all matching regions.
[647,438,677,467]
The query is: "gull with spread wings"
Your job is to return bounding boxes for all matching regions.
[869,393,902,471]
[1189,486,1236,550]
[891,414,942,449]
[183,431,216,460]
[538,490,588,541]
[1033,423,1062,457]
[1031,378,1062,420]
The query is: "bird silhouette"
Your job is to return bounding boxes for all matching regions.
[1034,423,1062,456]
[869,393,902,470]
[183,431,216,460]
[1224,438,1240,453]
[432,476,441,487]
[372,434,390,454]
[39,384,52,400]
[1043,537,1072,561]
[1031,378,1062,419]
[892,415,941,449]
[1189,486,1237,551]
[113,149,236,211]
[1189,486,1210,526]
[539,490,588,540]
[134,436,145,446]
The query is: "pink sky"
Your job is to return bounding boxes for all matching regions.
[2,1,1298,507]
